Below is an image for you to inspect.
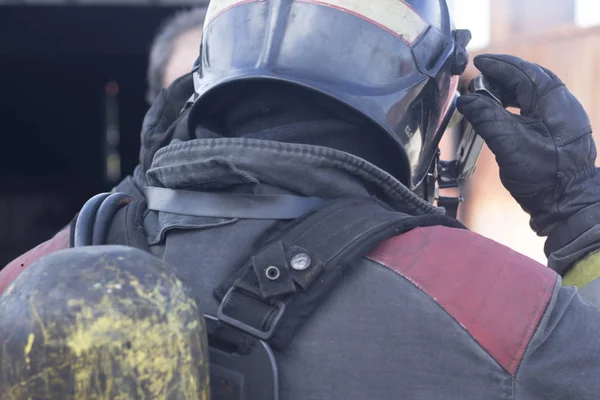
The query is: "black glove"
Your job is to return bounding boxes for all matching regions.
[457,54,600,269]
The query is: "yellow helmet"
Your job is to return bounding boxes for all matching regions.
[0,245,210,400]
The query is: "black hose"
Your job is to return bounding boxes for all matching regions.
[73,193,111,247]
[92,193,132,245]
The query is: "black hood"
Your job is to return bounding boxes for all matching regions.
[139,74,404,179]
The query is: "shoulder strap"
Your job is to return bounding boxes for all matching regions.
[70,192,464,399]
[214,197,465,349]
[73,192,465,350]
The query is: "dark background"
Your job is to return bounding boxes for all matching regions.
[0,6,180,264]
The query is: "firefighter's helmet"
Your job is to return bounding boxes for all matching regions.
[0,246,210,400]
[189,0,470,189]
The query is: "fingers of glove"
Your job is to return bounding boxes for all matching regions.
[457,93,524,157]
[538,85,593,147]
[556,133,597,180]
[457,93,512,134]
[473,54,561,116]
[536,64,564,84]
[500,172,554,211]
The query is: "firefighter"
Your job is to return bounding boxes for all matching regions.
[2,0,600,398]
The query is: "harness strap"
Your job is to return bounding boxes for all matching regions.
[144,187,327,220]
[71,190,466,399]
[215,197,465,348]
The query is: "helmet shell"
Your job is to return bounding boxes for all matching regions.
[0,246,210,400]
[189,0,465,187]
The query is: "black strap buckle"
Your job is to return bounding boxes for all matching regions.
[437,195,462,219]
[217,286,286,340]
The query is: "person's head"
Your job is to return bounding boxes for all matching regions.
[188,0,470,198]
[146,7,206,104]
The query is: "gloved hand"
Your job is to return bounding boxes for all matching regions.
[457,54,600,271]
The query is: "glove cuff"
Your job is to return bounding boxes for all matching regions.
[545,202,600,258]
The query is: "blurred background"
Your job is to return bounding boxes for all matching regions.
[0,0,598,266]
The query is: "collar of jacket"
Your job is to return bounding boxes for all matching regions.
[141,137,443,216]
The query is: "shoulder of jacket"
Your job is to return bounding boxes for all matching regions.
[366,225,558,376]
[0,229,70,295]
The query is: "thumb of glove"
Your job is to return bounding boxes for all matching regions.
[456,92,514,148]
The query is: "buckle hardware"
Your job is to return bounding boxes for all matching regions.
[217,287,286,340]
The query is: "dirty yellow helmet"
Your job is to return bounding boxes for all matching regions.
[0,245,210,400]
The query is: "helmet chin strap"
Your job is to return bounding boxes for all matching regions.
[436,158,463,219]
[421,92,464,219]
